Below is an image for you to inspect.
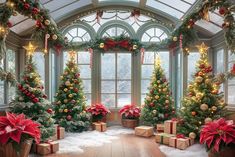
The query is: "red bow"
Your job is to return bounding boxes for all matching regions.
[104,39,130,51]
[176,134,185,139]
[171,118,178,121]
[231,64,235,74]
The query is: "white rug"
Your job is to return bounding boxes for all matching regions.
[159,144,208,157]
[58,126,134,154]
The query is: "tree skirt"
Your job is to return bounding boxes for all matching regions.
[159,144,208,157]
[58,126,134,154]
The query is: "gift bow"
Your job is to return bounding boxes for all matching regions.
[104,39,130,51]
[176,134,186,139]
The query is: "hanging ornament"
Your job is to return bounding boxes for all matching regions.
[204,117,212,124]
[99,43,104,48]
[165,100,169,104]
[64,109,68,113]
[172,36,178,42]
[200,104,208,111]
[219,7,227,15]
[44,19,50,26]
[191,111,196,116]
[66,115,72,121]
[24,3,30,9]
[152,110,157,115]
[44,34,50,54]
[155,95,159,99]
[64,88,68,92]
[6,1,15,8]
[132,44,138,50]
[211,106,217,111]
[189,132,196,139]
[52,34,57,40]
[68,94,73,98]
[47,108,53,114]
[195,76,203,83]
[65,81,70,86]
[32,7,40,14]
[35,20,42,28]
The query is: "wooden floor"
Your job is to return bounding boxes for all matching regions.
[36,134,166,157]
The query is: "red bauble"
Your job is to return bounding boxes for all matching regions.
[32,8,40,14]
[164,113,169,118]
[47,108,53,114]
[18,84,23,89]
[66,115,72,121]
[43,94,47,98]
[35,20,42,28]
[31,94,35,99]
[74,88,78,92]
[26,92,31,97]
[149,102,154,107]
[7,21,12,28]
[24,3,30,9]
[219,7,226,15]
[33,98,39,103]
[188,19,195,27]
[76,73,80,78]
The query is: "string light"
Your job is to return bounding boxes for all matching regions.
[154,54,161,68]
[68,50,77,59]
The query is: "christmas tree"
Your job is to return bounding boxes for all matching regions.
[178,43,227,139]
[10,43,55,142]
[54,51,91,132]
[140,55,175,126]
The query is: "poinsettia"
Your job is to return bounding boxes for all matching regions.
[200,118,235,152]
[0,112,41,145]
[86,103,110,117]
[119,104,141,119]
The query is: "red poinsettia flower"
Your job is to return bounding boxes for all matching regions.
[86,103,110,116]
[0,112,41,145]
[119,104,141,119]
[200,118,235,152]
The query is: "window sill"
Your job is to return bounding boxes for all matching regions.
[0,105,8,111]
[226,106,235,111]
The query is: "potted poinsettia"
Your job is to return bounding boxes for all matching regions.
[0,112,41,157]
[86,103,110,122]
[200,118,235,157]
[119,104,140,128]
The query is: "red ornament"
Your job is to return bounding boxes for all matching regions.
[164,113,169,118]
[18,84,23,89]
[24,3,30,9]
[43,94,47,99]
[31,94,35,99]
[73,88,79,93]
[47,108,53,114]
[32,8,40,14]
[26,92,31,97]
[76,73,80,78]
[219,7,227,15]
[149,102,154,107]
[33,98,39,103]
[188,19,195,27]
[35,20,42,28]
[7,21,12,28]
[66,115,72,121]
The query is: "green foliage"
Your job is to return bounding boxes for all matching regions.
[54,57,91,132]
[177,50,227,139]
[140,62,175,126]
[10,57,55,142]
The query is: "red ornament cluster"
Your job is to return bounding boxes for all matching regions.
[17,84,42,103]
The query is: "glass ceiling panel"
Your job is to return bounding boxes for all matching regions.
[186,0,197,4]
[43,0,77,12]
[146,0,184,19]
[99,0,139,2]
[196,20,222,34]
[157,0,192,12]
[209,12,223,26]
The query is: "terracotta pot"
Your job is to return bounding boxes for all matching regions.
[0,139,33,157]
[122,119,139,129]
[208,146,235,157]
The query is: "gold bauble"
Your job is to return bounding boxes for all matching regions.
[69,94,73,98]
[44,19,50,25]
[200,104,208,111]
[196,93,203,99]
[165,100,169,104]
[152,110,157,115]
[64,109,68,113]
[157,80,161,83]
[64,88,68,92]
[159,89,162,92]
[211,106,217,111]
[99,43,104,48]
[65,81,70,86]
[155,95,160,99]
[163,88,167,92]
[205,79,211,84]
[52,34,58,40]
[132,44,138,50]
[189,132,196,139]
[196,76,203,83]
[173,36,178,42]
[204,117,212,124]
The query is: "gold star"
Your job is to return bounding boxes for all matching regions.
[68,50,77,59]
[155,55,161,68]
[196,42,209,55]
[23,42,37,56]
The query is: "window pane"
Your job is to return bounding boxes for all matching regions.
[51,52,56,101]
[101,94,115,108]
[117,81,131,93]
[187,52,200,83]
[159,51,170,78]
[85,94,91,106]
[33,52,45,86]
[79,65,91,78]
[141,80,150,94]
[78,52,90,64]
[228,86,235,104]
[143,52,154,64]
[142,65,154,79]
[216,49,224,73]
[117,53,131,79]
[101,81,115,93]
[101,54,115,79]
[117,94,131,107]
[7,50,16,102]
[83,79,91,93]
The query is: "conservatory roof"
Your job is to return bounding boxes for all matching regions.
[8,0,229,36]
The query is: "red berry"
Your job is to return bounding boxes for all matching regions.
[47,108,53,114]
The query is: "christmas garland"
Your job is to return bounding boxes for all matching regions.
[169,0,235,54]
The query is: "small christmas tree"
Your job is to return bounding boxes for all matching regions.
[10,43,54,142]
[54,51,91,132]
[140,55,175,126]
[178,43,227,139]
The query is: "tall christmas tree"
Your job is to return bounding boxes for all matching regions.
[140,55,175,126]
[178,43,227,139]
[10,42,54,142]
[54,51,91,132]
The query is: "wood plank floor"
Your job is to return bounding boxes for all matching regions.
[34,134,166,157]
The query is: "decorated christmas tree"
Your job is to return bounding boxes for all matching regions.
[10,42,54,142]
[178,43,227,139]
[140,55,175,126]
[54,51,91,132]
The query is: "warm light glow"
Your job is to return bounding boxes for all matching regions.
[68,50,77,59]
[23,42,37,56]
[154,55,161,68]
[196,42,209,55]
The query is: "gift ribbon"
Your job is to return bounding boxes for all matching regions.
[46,140,54,153]
[57,126,61,140]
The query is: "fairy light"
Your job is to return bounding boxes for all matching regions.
[154,54,161,68]
[68,50,77,59]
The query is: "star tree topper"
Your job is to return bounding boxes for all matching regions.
[23,42,37,56]
[196,42,209,55]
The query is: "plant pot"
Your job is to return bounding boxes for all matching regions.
[122,118,139,129]
[92,114,106,122]
[208,146,235,157]
[0,139,33,157]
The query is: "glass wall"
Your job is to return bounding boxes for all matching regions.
[187,52,200,84]
[228,51,235,106]
[33,52,45,87]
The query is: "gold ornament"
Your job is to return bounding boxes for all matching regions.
[205,117,212,124]
[132,45,138,50]
[23,42,37,56]
[191,111,196,116]
[200,104,208,111]
[70,87,73,89]
[99,43,104,48]
[65,81,71,86]
[64,109,68,113]
[189,132,196,139]
[196,93,203,99]
[196,42,209,55]
[60,76,63,80]
[52,34,58,40]
[211,106,217,111]
[163,88,167,92]
[68,50,77,59]
[196,76,203,83]
[152,110,157,115]
[211,89,218,94]
[64,99,68,103]
[69,94,73,98]
[205,79,211,84]
[157,80,161,83]
[64,88,68,92]
[165,100,169,104]
[173,36,178,42]
[155,95,160,99]
[155,55,161,68]
[44,19,51,25]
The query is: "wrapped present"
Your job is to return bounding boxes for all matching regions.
[169,134,194,150]
[135,126,154,137]
[156,124,164,133]
[164,119,178,134]
[155,133,175,145]
[51,124,65,140]
[92,122,107,132]
[33,141,59,155]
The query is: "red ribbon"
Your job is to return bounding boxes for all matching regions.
[57,126,61,140]
[140,48,145,64]
[104,39,130,51]
[171,118,178,121]
[44,34,50,53]
[88,48,93,68]
[45,140,54,153]
[176,134,186,139]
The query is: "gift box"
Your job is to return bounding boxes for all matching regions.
[164,120,178,134]
[169,136,194,150]
[92,122,107,132]
[156,124,164,133]
[155,133,175,145]
[135,126,154,137]
[51,124,65,140]
[32,141,59,155]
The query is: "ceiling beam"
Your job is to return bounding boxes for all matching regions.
[139,0,147,7]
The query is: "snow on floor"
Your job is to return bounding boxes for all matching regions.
[58,125,134,154]
[159,144,208,157]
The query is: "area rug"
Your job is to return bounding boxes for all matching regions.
[159,144,208,157]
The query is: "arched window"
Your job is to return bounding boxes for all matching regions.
[102,26,130,37]
[64,27,91,42]
[141,27,168,42]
